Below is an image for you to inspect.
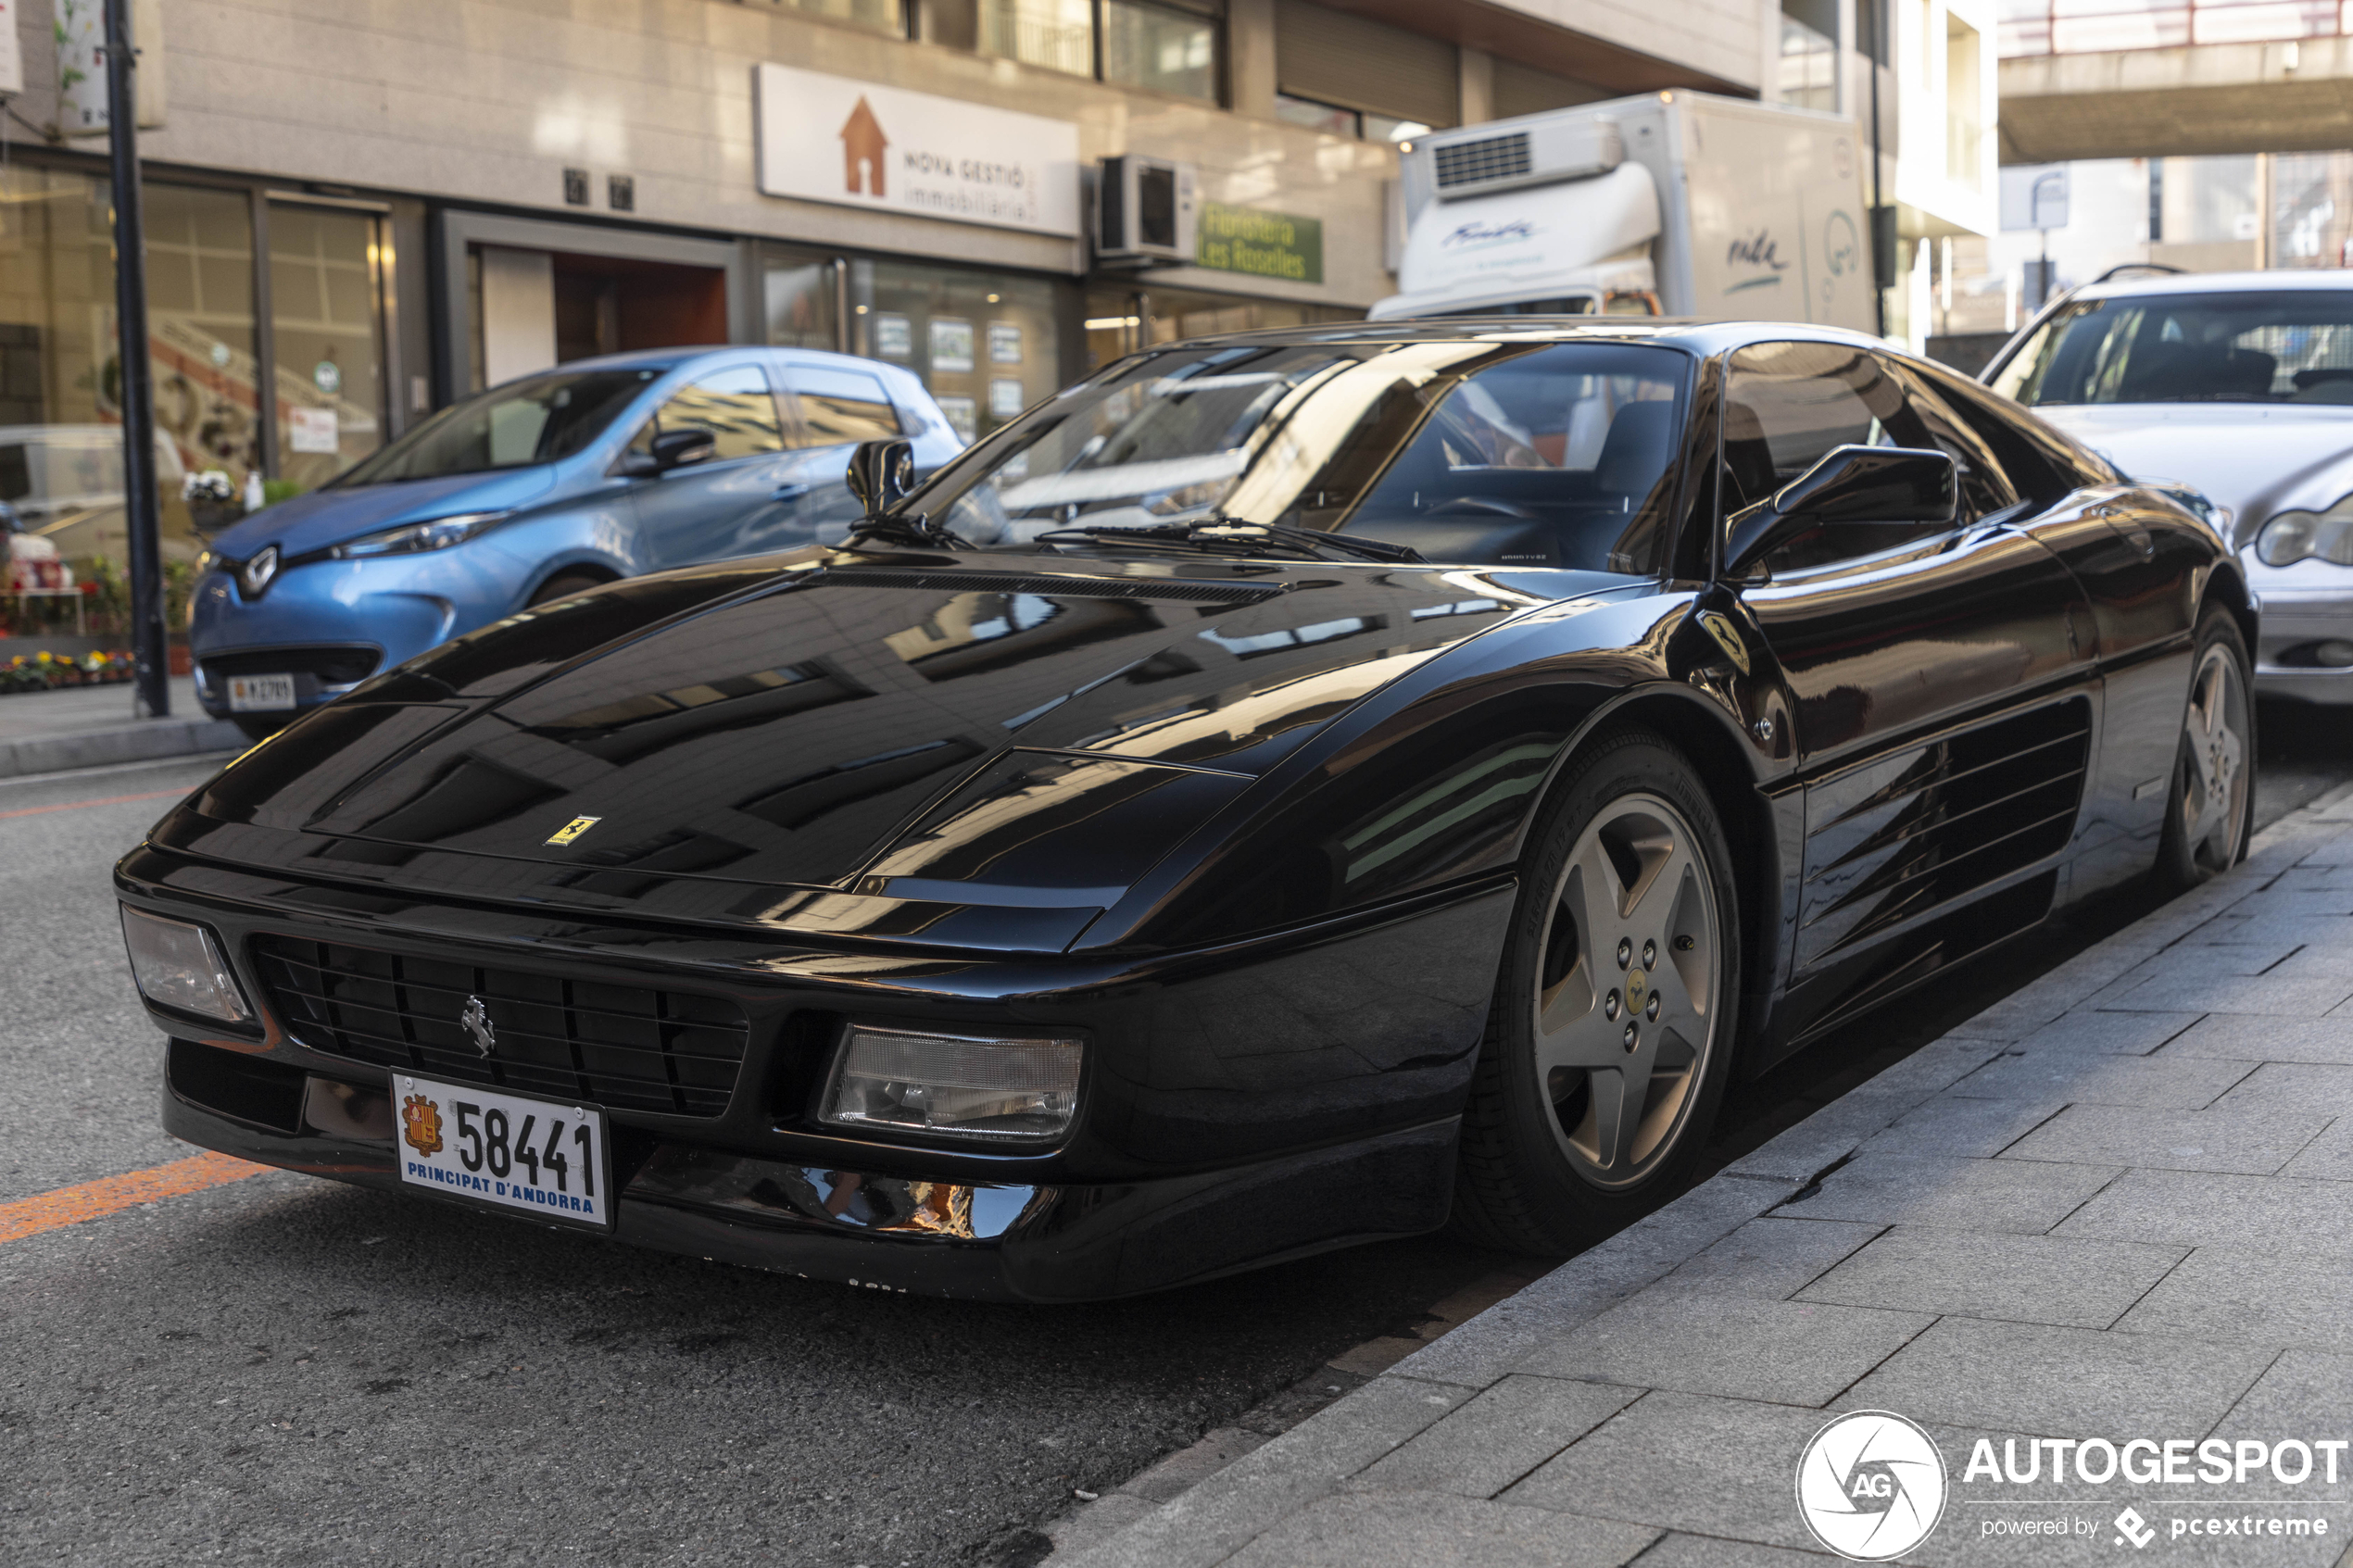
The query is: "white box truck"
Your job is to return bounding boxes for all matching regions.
[1372,91,1876,332]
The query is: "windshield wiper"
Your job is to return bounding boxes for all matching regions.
[1036,518,1425,565]
[845,511,973,551]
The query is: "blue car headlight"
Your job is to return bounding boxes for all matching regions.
[329,510,510,559]
[2256,496,2353,567]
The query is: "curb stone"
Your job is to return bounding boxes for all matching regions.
[1051,777,2353,1566]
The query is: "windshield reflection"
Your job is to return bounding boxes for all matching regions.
[916,340,1691,573]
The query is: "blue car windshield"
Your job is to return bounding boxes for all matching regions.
[333,369,665,485]
[914,339,1691,574]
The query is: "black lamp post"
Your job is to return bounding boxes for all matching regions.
[106,0,170,718]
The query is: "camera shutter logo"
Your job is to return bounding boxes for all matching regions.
[1795,1410,1947,1561]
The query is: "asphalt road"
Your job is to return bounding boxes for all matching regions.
[2,709,2346,1567]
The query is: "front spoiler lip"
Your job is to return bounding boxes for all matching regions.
[163,1075,1459,1302]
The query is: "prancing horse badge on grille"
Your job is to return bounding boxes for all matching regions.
[460,995,497,1056]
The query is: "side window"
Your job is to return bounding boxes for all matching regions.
[786,365,902,448]
[1723,342,1946,571]
[629,365,785,462]
[1881,357,2018,521]
[1919,365,2089,503]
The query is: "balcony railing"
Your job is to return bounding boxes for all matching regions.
[2000,0,2346,57]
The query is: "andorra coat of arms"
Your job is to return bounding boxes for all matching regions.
[400,1094,445,1157]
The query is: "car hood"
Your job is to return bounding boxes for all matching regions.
[2032,404,2353,544]
[205,469,561,558]
[167,552,1611,947]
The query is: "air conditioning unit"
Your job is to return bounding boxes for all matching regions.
[1404,118,1625,210]
[1096,155,1198,266]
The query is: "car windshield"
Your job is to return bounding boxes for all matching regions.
[1993,291,2353,407]
[914,338,1691,573]
[333,368,666,485]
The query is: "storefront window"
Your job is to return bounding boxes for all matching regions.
[851,262,1059,443]
[1103,1,1218,100]
[0,166,251,589]
[762,246,841,352]
[270,203,386,491]
[981,0,1095,76]
[1083,284,1362,370]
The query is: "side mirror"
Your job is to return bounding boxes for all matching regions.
[1723,445,1956,579]
[845,438,915,519]
[620,428,717,478]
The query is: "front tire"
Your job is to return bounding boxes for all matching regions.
[1452,728,1743,1254]
[2156,608,2254,889]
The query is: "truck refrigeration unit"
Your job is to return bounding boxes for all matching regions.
[1373,91,1876,332]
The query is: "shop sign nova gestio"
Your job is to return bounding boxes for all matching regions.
[753,62,1081,239]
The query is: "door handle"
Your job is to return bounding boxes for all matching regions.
[772,483,812,503]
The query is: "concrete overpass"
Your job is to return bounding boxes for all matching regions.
[2000,31,2353,163]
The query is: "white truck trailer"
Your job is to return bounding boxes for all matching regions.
[1372,91,1876,332]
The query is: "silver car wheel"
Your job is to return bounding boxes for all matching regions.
[1530,791,1723,1190]
[2180,641,2250,875]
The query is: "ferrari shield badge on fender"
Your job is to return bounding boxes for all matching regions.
[546,815,601,847]
[400,1094,444,1157]
[1697,611,1752,674]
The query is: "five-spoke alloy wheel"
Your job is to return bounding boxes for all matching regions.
[2158,608,2254,889]
[1453,728,1742,1252]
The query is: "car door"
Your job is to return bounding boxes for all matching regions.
[1918,362,2201,895]
[774,360,907,546]
[1716,341,2097,1027]
[623,361,800,570]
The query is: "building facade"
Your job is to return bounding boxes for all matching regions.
[1,0,1978,569]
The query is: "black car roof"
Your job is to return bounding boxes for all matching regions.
[1151,318,1893,358]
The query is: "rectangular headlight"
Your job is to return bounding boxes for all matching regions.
[819,1024,1082,1146]
[120,907,254,1023]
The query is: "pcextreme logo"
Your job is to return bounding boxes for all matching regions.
[1797,1410,1949,1561]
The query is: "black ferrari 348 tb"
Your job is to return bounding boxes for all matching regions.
[120,321,2253,1299]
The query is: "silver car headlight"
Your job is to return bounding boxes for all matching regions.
[120,907,254,1023]
[329,510,510,559]
[2256,496,2353,567]
[819,1023,1082,1145]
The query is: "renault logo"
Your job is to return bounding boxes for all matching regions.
[460,995,497,1057]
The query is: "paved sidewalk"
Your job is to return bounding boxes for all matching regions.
[1058,788,2353,1567]
[0,677,241,777]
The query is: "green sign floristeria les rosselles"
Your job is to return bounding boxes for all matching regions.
[1196,202,1324,284]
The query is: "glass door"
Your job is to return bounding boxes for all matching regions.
[269,202,388,491]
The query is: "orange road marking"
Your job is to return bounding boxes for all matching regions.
[0,1152,271,1246]
[0,788,184,822]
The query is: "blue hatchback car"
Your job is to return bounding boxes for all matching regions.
[191,346,961,734]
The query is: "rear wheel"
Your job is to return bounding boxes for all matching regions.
[2157,609,2254,889]
[1452,728,1743,1254]
[527,570,607,608]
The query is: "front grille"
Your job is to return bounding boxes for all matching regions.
[253,935,749,1116]
[202,645,381,686]
[1434,132,1531,190]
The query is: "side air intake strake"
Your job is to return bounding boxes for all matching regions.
[1795,698,2093,970]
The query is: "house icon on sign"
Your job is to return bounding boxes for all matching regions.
[842,97,888,197]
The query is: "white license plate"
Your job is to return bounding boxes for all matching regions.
[226,672,296,712]
[392,1074,612,1231]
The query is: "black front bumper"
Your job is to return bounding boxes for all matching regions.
[163,1038,1460,1301]
[124,844,1509,1301]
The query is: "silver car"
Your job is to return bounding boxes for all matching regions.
[1986,270,2353,703]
